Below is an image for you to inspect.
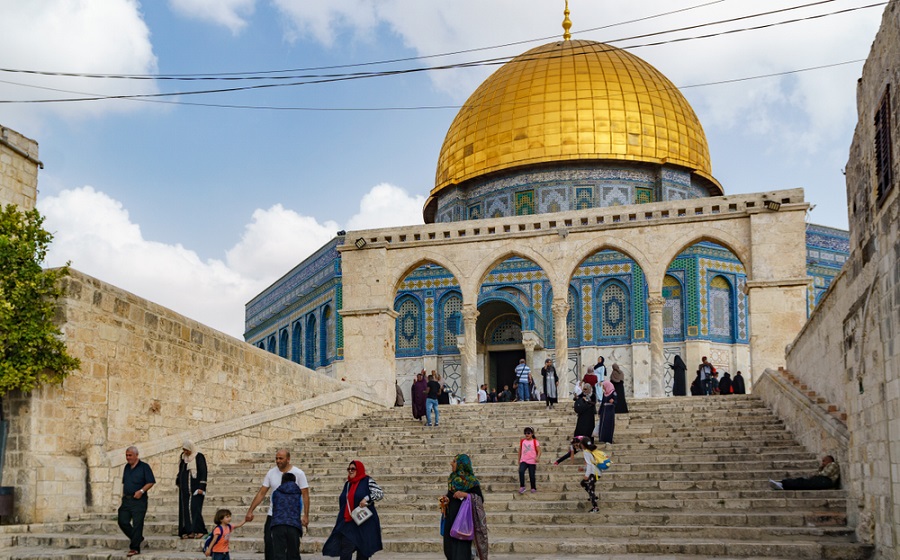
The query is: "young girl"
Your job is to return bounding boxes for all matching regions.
[577,437,602,513]
[205,508,246,559]
[517,427,541,493]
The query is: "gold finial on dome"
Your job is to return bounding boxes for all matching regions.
[562,0,572,41]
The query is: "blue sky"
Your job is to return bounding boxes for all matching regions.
[0,0,885,337]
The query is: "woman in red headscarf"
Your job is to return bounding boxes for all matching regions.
[322,460,384,560]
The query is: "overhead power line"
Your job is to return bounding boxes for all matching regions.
[0,58,867,112]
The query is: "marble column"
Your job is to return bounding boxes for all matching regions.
[551,298,569,375]
[647,295,666,398]
[459,304,480,404]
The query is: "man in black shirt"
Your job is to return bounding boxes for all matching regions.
[118,446,156,556]
[425,374,442,427]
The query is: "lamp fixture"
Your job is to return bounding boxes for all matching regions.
[764,200,781,211]
[354,237,367,249]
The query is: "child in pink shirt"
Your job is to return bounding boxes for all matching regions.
[518,426,541,493]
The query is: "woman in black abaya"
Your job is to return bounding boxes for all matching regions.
[672,355,687,396]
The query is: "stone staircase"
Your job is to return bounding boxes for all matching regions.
[0,395,873,559]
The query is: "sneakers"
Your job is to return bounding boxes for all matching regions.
[769,479,784,490]
[530,488,537,493]
[589,507,599,513]
[518,487,526,494]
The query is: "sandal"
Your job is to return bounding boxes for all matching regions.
[180,535,189,540]
[126,550,140,557]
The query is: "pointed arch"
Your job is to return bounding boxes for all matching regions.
[291,321,302,364]
[278,328,288,359]
[708,274,735,342]
[394,294,423,356]
[663,274,686,342]
[305,314,318,369]
[596,279,631,344]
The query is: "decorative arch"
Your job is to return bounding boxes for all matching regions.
[321,305,333,366]
[596,279,631,344]
[708,274,735,342]
[278,328,288,359]
[471,248,555,294]
[305,314,318,369]
[438,290,463,353]
[657,230,751,288]
[291,321,302,364]
[266,334,276,354]
[394,294,423,356]
[663,274,686,341]
[390,256,465,302]
[567,284,580,345]
[485,313,523,346]
[563,238,650,288]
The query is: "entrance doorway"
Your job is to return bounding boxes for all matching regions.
[490,350,525,392]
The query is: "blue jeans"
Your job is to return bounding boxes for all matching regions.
[425,398,439,425]
[212,553,231,560]
[517,381,530,402]
[702,378,712,395]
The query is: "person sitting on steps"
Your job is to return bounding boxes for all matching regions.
[770,455,841,490]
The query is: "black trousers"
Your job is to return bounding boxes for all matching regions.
[782,475,835,490]
[117,496,148,552]
[271,524,301,560]
[337,533,370,560]
[518,462,536,489]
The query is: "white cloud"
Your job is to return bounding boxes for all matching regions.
[225,204,339,280]
[168,0,256,34]
[0,0,159,132]
[346,183,425,230]
[38,183,420,338]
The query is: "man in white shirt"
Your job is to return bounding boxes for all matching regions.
[478,384,488,403]
[245,449,310,560]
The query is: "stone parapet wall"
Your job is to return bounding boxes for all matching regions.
[0,126,39,211]
[0,269,383,523]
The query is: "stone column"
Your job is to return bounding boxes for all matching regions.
[552,298,569,372]
[522,335,537,370]
[458,305,480,404]
[647,295,666,397]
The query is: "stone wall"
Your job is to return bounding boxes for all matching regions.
[0,269,382,523]
[0,126,39,211]
[783,3,899,557]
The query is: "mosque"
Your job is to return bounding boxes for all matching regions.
[244,7,849,404]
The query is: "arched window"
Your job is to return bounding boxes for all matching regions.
[597,281,630,343]
[321,306,333,366]
[291,322,302,364]
[257,341,265,350]
[441,293,462,350]
[663,274,685,341]
[305,315,317,369]
[395,296,422,354]
[488,317,522,345]
[266,334,277,354]
[278,329,288,359]
[567,286,579,344]
[709,275,734,341]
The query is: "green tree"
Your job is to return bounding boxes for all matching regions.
[0,204,79,394]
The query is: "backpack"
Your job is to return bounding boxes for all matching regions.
[590,449,612,471]
[202,524,230,554]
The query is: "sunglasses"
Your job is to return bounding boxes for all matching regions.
[347,467,357,471]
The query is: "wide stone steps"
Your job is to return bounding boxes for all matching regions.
[0,395,872,560]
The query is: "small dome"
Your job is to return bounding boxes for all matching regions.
[428,40,721,217]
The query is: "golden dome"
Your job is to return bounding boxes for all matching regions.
[432,40,721,199]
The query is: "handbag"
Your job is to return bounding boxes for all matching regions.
[449,495,474,540]
[350,505,372,526]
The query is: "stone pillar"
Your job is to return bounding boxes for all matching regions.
[458,305,480,404]
[522,334,538,372]
[746,280,808,380]
[647,295,666,397]
[552,298,569,372]
[340,307,398,406]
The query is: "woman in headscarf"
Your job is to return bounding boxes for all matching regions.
[439,454,488,560]
[597,380,617,444]
[322,460,384,560]
[609,364,629,413]
[176,440,207,539]
[411,371,428,422]
[672,355,687,396]
[573,383,596,438]
[719,371,733,395]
